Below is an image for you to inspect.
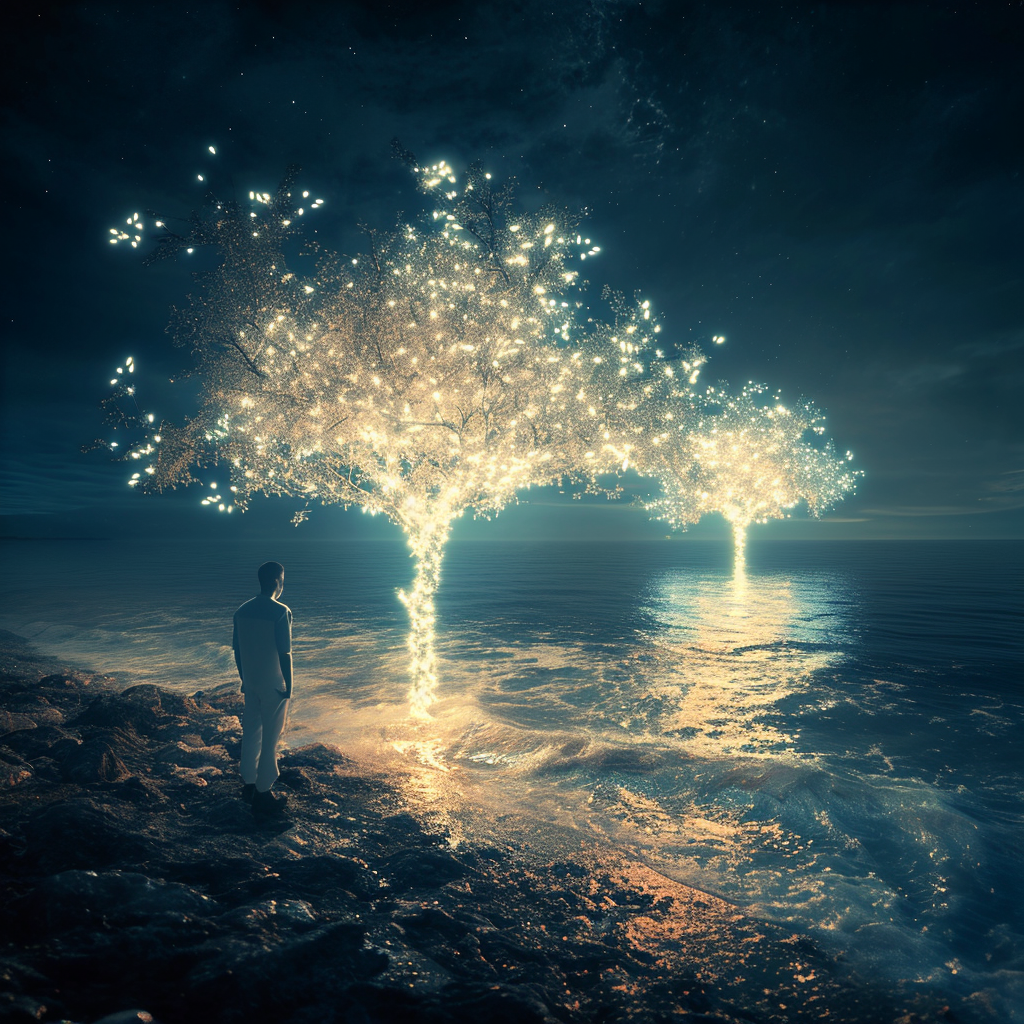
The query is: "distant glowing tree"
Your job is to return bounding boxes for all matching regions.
[108,157,677,714]
[644,383,860,564]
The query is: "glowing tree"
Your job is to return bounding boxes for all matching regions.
[644,383,860,564]
[108,157,678,714]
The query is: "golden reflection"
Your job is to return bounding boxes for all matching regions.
[652,568,837,760]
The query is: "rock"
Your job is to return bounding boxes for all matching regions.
[92,1011,159,1024]
[200,715,240,745]
[397,907,473,941]
[279,743,352,771]
[27,756,62,784]
[0,763,32,789]
[273,854,380,900]
[37,671,91,691]
[276,899,317,928]
[154,741,231,768]
[185,920,385,1017]
[193,795,256,830]
[61,737,131,784]
[74,685,197,739]
[8,703,64,728]
[0,992,51,1022]
[217,897,317,932]
[110,775,169,805]
[384,848,469,891]
[437,981,554,1024]
[2,725,79,761]
[276,765,315,792]
[21,798,148,873]
[0,958,54,1024]
[0,712,36,739]
[14,869,216,936]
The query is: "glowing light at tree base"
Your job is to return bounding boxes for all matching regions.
[397,524,450,717]
[730,520,748,575]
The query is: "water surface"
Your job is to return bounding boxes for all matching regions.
[4,537,1021,1019]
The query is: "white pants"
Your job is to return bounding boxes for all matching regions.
[240,688,289,792]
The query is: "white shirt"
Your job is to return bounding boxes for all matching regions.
[232,594,292,693]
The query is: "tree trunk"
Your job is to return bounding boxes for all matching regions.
[397,524,451,718]
[731,520,748,573]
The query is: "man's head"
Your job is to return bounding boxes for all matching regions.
[257,561,285,597]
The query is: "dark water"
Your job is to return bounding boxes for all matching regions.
[4,537,1022,1017]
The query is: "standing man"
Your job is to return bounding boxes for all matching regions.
[233,560,292,815]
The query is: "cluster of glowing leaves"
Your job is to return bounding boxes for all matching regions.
[642,383,861,559]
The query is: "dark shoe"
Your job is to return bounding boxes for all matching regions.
[241,783,256,804]
[251,788,287,816]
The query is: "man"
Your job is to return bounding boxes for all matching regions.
[233,560,292,815]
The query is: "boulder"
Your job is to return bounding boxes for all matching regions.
[21,798,148,873]
[61,737,131,784]
[383,848,469,891]
[14,869,216,936]
[74,685,197,738]
[0,711,36,739]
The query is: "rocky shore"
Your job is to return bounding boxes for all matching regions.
[0,630,962,1024]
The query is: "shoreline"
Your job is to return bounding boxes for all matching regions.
[0,629,964,1024]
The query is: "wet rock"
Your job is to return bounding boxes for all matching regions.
[186,920,386,1018]
[218,897,317,933]
[2,724,78,761]
[349,980,554,1024]
[92,1011,160,1024]
[438,981,554,1024]
[280,742,353,771]
[14,869,215,937]
[155,741,231,768]
[0,994,48,1022]
[27,756,62,784]
[21,798,148,873]
[398,907,473,941]
[200,715,240,745]
[161,856,275,906]
[276,765,316,792]
[384,848,469,891]
[75,684,197,739]
[110,775,169,805]
[193,794,256,830]
[0,712,35,739]
[36,671,92,691]
[273,854,380,900]
[0,762,32,789]
[8,701,64,728]
[61,737,131,784]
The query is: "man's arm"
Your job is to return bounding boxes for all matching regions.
[232,618,244,686]
[279,652,293,700]
[276,607,293,699]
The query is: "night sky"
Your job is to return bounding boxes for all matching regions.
[2,0,1022,542]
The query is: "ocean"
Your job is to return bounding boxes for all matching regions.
[3,536,1022,1018]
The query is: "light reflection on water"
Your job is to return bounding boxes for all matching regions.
[3,538,1023,1018]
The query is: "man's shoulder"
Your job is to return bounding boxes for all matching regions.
[235,595,290,621]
